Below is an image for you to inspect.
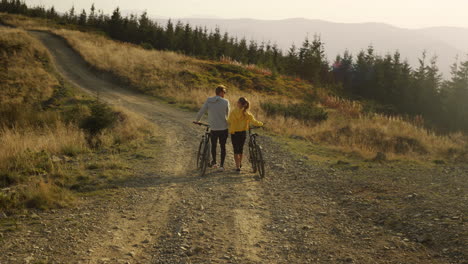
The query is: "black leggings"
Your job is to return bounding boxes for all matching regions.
[231,131,247,154]
[211,129,228,166]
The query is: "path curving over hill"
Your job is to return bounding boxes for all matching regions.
[29,30,278,264]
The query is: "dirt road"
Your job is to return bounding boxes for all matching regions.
[0,31,462,263]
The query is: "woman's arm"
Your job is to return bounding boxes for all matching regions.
[248,112,263,127]
[227,110,233,124]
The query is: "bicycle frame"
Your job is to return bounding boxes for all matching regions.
[194,122,211,176]
[248,126,265,178]
[248,126,262,151]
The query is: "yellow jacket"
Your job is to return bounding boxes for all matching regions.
[228,108,263,134]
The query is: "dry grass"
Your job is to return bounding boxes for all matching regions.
[0,179,73,211]
[54,29,201,95]
[0,25,158,211]
[97,106,157,147]
[0,123,87,172]
[0,27,87,169]
[53,28,311,94]
[0,122,88,211]
[273,113,465,159]
[220,55,273,76]
[315,88,363,118]
[0,27,58,104]
[0,13,52,30]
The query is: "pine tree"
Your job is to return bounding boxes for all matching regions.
[333,50,353,93]
[285,44,299,76]
[174,21,185,51]
[182,23,194,55]
[88,4,96,26]
[164,19,175,50]
[235,38,248,63]
[271,44,281,73]
[109,7,123,40]
[442,57,468,131]
[67,5,76,23]
[247,40,258,64]
[46,6,57,19]
[78,9,87,25]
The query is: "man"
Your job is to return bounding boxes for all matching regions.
[195,85,230,171]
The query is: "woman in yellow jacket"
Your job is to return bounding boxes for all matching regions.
[228,97,263,172]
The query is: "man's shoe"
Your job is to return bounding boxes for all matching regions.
[218,167,225,172]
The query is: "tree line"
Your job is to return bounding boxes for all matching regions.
[1,0,467,132]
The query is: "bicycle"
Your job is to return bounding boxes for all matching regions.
[248,126,265,179]
[193,122,211,177]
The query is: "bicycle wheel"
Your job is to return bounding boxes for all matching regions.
[199,138,210,177]
[255,144,265,178]
[196,137,204,169]
[249,140,257,173]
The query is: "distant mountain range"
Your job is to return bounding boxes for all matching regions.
[148,17,468,77]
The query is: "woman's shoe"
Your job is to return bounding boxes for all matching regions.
[209,161,217,168]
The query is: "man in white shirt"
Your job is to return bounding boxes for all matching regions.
[195,85,230,171]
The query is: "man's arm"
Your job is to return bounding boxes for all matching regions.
[195,100,208,122]
[227,105,233,124]
[226,100,230,117]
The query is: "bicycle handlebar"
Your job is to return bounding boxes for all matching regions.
[193,121,210,127]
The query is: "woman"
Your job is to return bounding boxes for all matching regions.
[228,97,263,172]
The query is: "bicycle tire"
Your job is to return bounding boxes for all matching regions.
[196,137,204,169]
[199,138,210,177]
[249,140,257,173]
[255,144,265,178]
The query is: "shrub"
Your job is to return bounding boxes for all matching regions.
[22,180,73,210]
[63,104,91,125]
[228,74,253,89]
[178,70,203,85]
[0,171,21,187]
[140,42,153,50]
[80,102,118,135]
[261,102,328,122]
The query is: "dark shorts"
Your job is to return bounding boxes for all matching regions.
[211,129,228,147]
[231,131,247,154]
[210,129,228,166]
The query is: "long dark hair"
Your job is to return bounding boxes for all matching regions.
[238,97,250,116]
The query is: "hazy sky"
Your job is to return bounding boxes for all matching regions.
[24,0,468,29]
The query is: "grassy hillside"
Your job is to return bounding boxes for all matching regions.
[0,26,157,212]
[2,13,467,163]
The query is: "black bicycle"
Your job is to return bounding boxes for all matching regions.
[194,122,211,177]
[248,126,265,178]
